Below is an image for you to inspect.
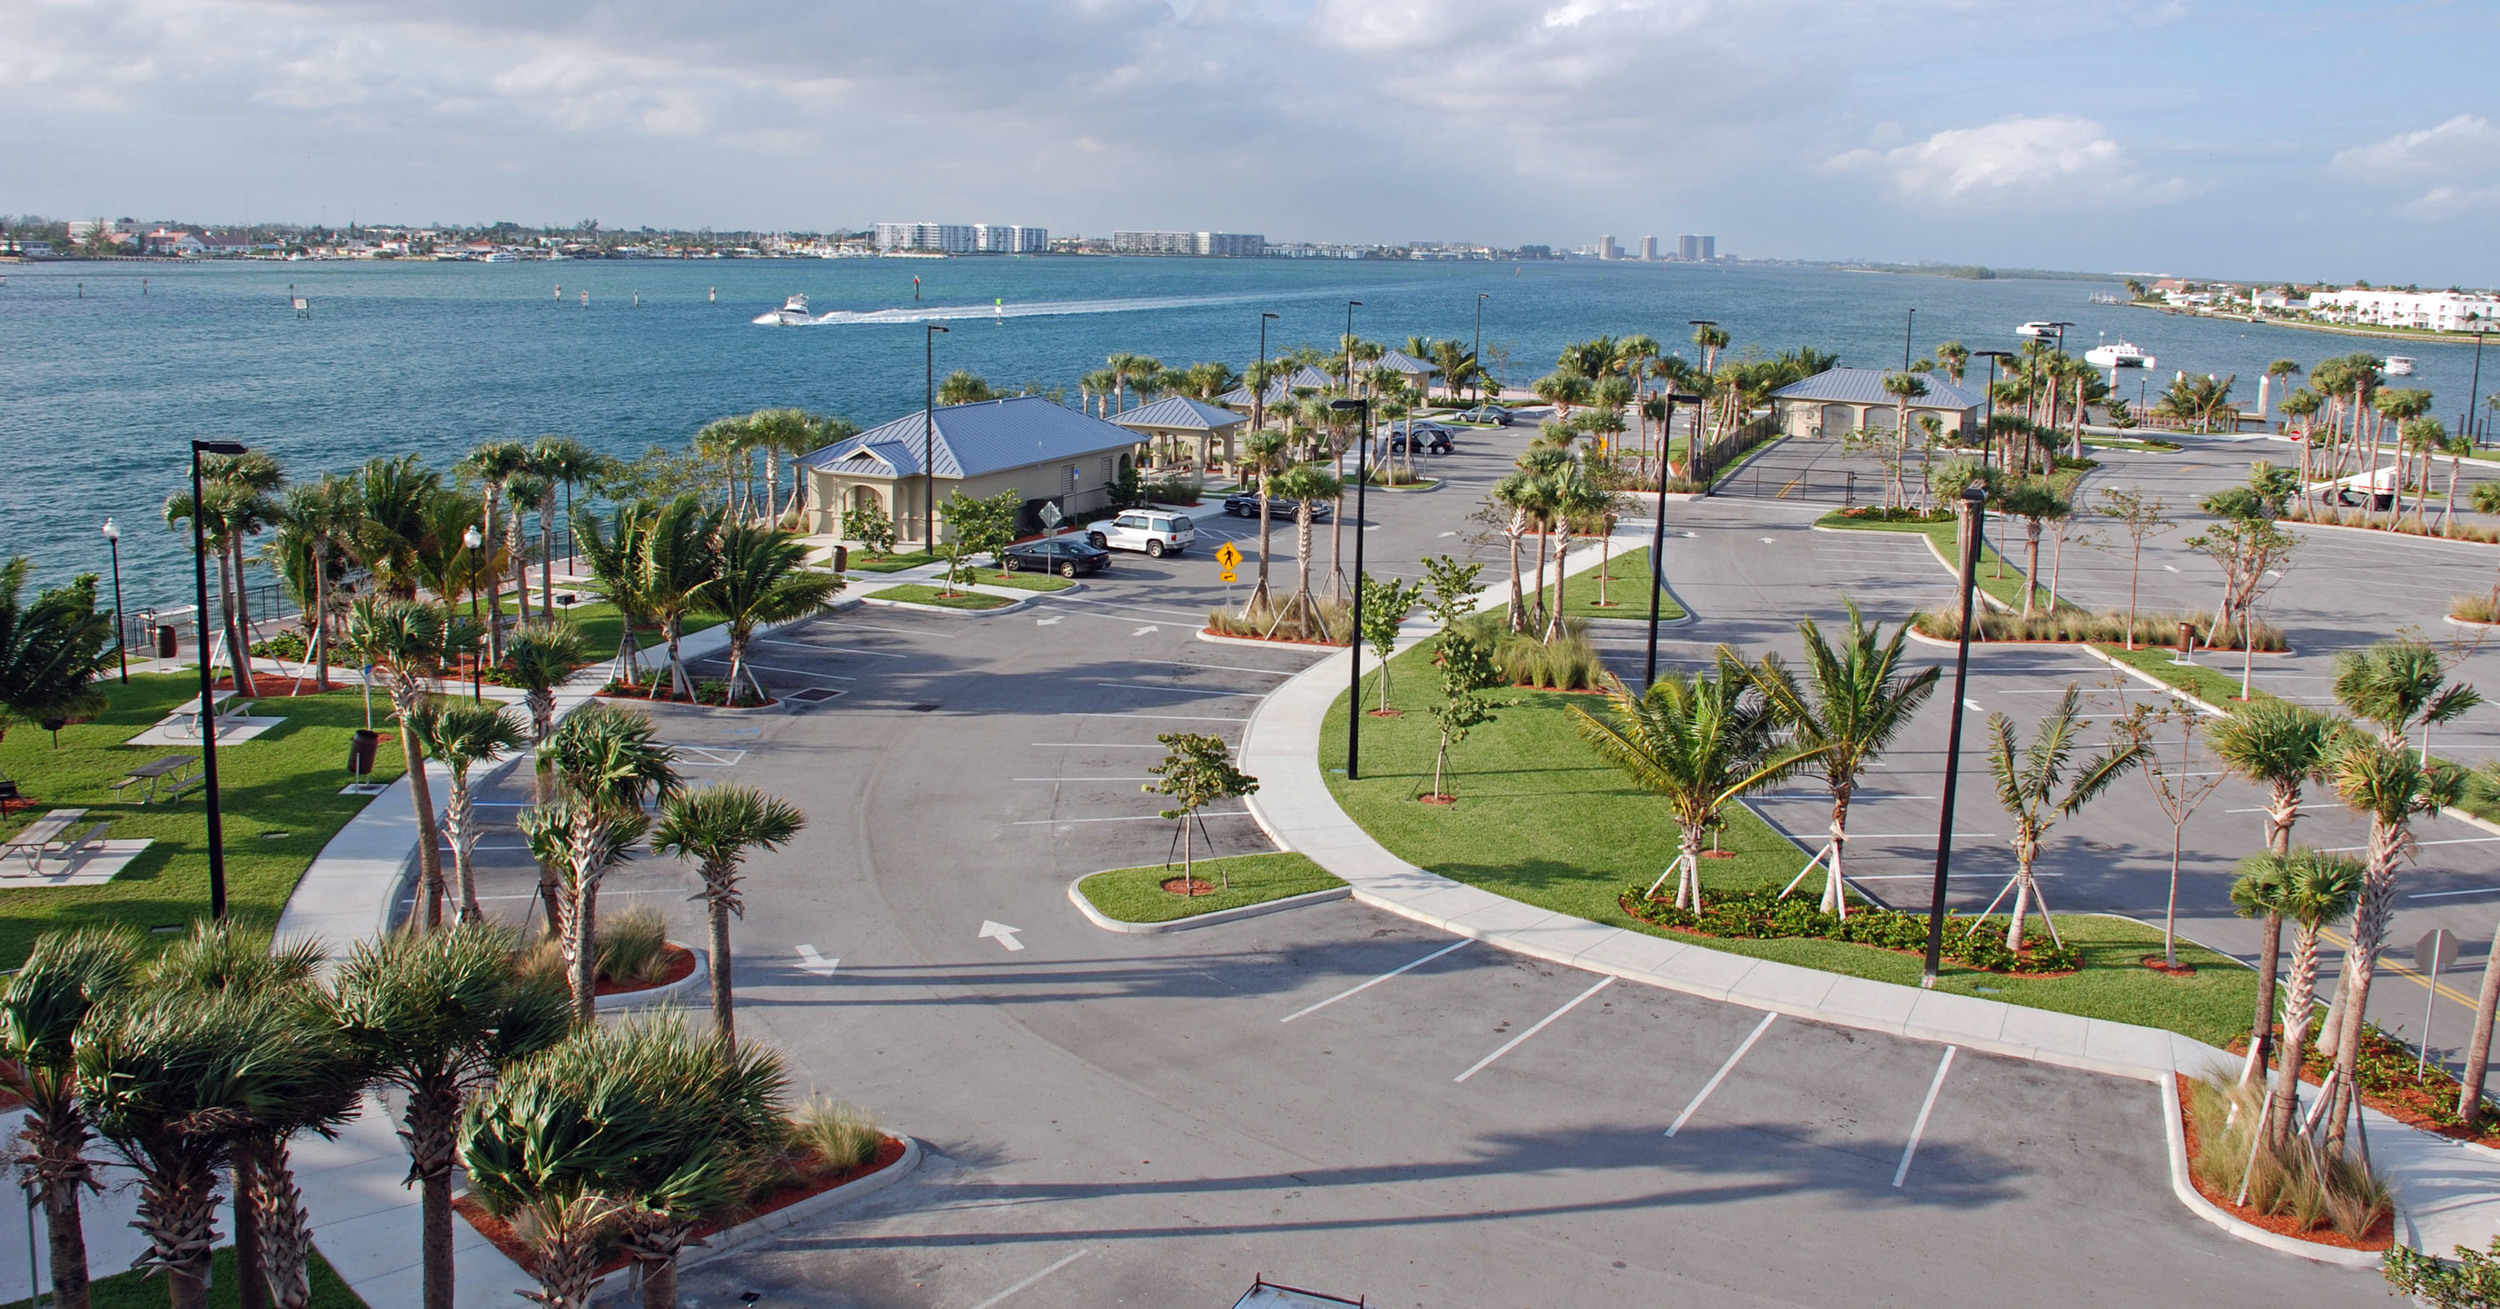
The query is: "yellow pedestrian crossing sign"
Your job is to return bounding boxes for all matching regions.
[1216,540,1242,583]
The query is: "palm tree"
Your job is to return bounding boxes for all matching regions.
[653,784,807,1044]
[1240,431,1290,613]
[1934,340,1970,387]
[1690,323,1729,375]
[164,454,282,697]
[1977,688,2145,949]
[460,1013,786,1309]
[1543,473,1613,642]
[351,454,445,600]
[709,523,842,705]
[1998,483,2069,618]
[2256,849,2365,1147]
[2210,700,2337,1081]
[0,560,115,751]
[2334,637,2482,759]
[1880,372,1929,509]
[2,927,141,1309]
[336,923,573,1309]
[1573,663,1805,910]
[344,598,454,929]
[527,703,681,1018]
[639,495,724,701]
[269,475,362,692]
[503,471,549,630]
[1429,338,1476,402]
[411,699,531,924]
[1749,605,1942,917]
[526,437,615,614]
[575,500,658,685]
[1269,465,1343,641]
[463,441,532,662]
[936,369,996,406]
[76,986,331,1309]
[502,621,588,935]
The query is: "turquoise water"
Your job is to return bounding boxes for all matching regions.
[5,256,2491,600]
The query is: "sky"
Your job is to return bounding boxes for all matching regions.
[4,0,2495,285]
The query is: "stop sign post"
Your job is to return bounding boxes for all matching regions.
[2419,927,2461,1079]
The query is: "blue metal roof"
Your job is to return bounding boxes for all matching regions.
[1770,367,1982,409]
[1216,365,1340,408]
[1363,349,1435,375]
[1112,395,1249,432]
[799,395,1142,480]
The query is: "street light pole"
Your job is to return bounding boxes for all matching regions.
[1645,391,1704,691]
[1474,293,1489,406]
[101,518,127,683]
[1903,307,1916,371]
[1922,482,1992,987]
[1332,397,1372,780]
[1974,350,2016,475]
[1686,321,1718,485]
[1343,301,1363,394]
[462,525,484,701]
[1256,311,1279,436]
[2468,322,2487,446]
[191,438,248,921]
[925,324,949,552]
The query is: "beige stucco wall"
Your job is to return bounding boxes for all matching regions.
[807,447,1136,547]
[1775,398,1976,439]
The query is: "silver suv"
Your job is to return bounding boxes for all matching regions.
[1085,510,1197,558]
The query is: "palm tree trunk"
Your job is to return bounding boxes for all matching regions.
[249,1138,318,1309]
[666,617,691,700]
[2268,927,2324,1145]
[2022,522,2044,618]
[2245,908,2286,1086]
[1529,526,1550,635]
[397,683,447,930]
[446,768,481,924]
[728,628,764,705]
[227,536,261,697]
[1248,492,1275,615]
[566,811,607,1020]
[1823,786,1853,917]
[481,491,503,664]
[1506,522,1527,633]
[234,1150,268,1309]
[1545,526,1573,643]
[137,1167,220,1309]
[708,888,736,1045]
[2326,840,2400,1156]
[542,494,560,616]
[28,1110,96,1309]
[310,554,333,693]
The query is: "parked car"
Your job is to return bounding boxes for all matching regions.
[1388,429,1454,454]
[1455,405,1513,426]
[1000,536,1111,577]
[1085,509,1198,557]
[1222,492,1332,521]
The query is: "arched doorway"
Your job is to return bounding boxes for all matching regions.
[1819,404,1854,438]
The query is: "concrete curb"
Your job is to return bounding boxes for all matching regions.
[857,590,1039,616]
[2158,1076,2387,1270]
[2283,517,2497,552]
[587,1135,924,1295]
[1066,875,1351,934]
[1195,628,1345,651]
[593,945,710,1013]
[2076,643,2236,717]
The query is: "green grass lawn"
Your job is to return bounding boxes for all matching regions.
[0,1246,368,1309]
[1815,510,2086,615]
[2090,641,2271,710]
[846,550,942,574]
[1078,853,1345,923]
[0,674,406,971]
[504,597,720,656]
[1534,546,1684,621]
[1321,638,2259,1047]
[972,568,1076,593]
[868,584,1013,611]
[1364,474,1443,491]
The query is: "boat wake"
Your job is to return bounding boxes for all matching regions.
[776,286,1379,327]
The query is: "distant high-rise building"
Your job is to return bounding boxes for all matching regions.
[1111,230,1195,255]
[1677,234,1700,261]
[1597,234,1620,261]
[1195,231,1265,257]
[1637,235,1659,261]
[1014,226,1048,253]
[975,224,1014,253]
[1700,235,1716,261]
[875,222,976,253]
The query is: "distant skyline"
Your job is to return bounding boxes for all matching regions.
[4,1,2493,286]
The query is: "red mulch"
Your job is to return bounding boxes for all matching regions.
[1198,628,1348,648]
[1162,877,1218,897]
[210,674,351,697]
[593,945,696,998]
[2224,1035,2500,1147]
[455,1135,908,1278]
[1418,794,1457,806]
[2174,1075,2394,1251]
[2141,955,2200,977]
[1366,708,1405,718]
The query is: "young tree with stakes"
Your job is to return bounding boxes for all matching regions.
[343,598,455,929]
[1974,686,2145,951]
[1358,572,1418,714]
[1144,733,1259,890]
[2131,703,2230,970]
[2094,487,2174,649]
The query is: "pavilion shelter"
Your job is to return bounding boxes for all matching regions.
[800,395,1146,547]
[1769,367,1983,439]
[1112,396,1251,477]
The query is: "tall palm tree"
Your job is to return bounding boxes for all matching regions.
[2334,636,2482,759]
[503,472,549,630]
[164,458,279,697]
[1998,483,2069,618]
[1880,372,1929,509]
[3,927,141,1309]
[527,437,615,615]
[1240,431,1289,613]
[1691,322,1729,375]
[344,598,454,929]
[1269,465,1343,641]
[463,441,532,663]
[1934,340,1970,387]
[1543,473,1613,642]
[1749,605,1942,917]
[575,501,658,685]
[336,923,573,1309]
[1978,688,2144,949]
[528,703,681,1017]
[1573,663,1805,910]
[708,523,842,704]
[2251,850,2364,1147]
[653,784,807,1044]
[692,414,754,519]
[412,700,531,924]
[352,454,445,601]
[2210,701,2338,1082]
[502,621,588,936]
[639,494,724,701]
[269,476,361,692]
[75,986,330,1309]
[1429,338,1476,402]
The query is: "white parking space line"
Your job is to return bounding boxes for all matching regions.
[759,639,907,658]
[1059,712,1249,722]
[1095,681,1256,697]
[2412,887,2500,900]
[1893,1046,1958,1188]
[1281,939,1472,1023]
[2325,836,2500,852]
[1011,811,1253,825]
[723,660,856,681]
[1667,1011,1776,1137]
[1031,741,1185,748]
[1011,776,1158,782]
[968,1248,1090,1309]
[1176,662,1306,676]
[1454,977,1615,1083]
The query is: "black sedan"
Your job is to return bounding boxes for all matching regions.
[1223,492,1333,520]
[1001,536,1112,577]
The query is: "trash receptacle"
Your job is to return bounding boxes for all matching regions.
[156,624,179,658]
[349,729,379,779]
[832,544,849,573]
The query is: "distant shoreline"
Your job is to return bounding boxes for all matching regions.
[2126,303,2493,346]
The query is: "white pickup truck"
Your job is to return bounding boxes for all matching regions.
[1084,509,1198,558]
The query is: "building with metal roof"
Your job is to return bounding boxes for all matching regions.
[1357,349,1437,393]
[1215,364,1338,410]
[1110,396,1251,473]
[798,395,1146,546]
[1769,367,1983,438]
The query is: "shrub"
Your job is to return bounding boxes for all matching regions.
[1834,505,1955,524]
[2456,593,2500,624]
[2283,502,2500,544]
[1619,886,2084,973]
[1206,595,1352,644]
[2387,1236,2500,1308]
[594,903,675,985]
[250,631,309,660]
[1911,608,2287,650]
[785,1097,882,1176]
[2185,1075,2390,1242]
[1146,471,1203,505]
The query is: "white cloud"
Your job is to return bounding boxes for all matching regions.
[1824,115,2180,212]
[2332,115,2500,179]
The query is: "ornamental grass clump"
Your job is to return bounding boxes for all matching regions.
[1619,887,2082,974]
[594,905,675,986]
[786,1097,882,1175]
[2186,1074,2389,1242]
[1911,608,2288,649]
[1204,596,1352,644]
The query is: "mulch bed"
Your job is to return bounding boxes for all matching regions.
[596,684,776,710]
[1198,627,1348,648]
[593,944,697,998]
[209,674,350,697]
[2226,1034,2500,1147]
[1617,892,2080,978]
[455,1134,908,1279]
[1162,877,1218,897]
[2141,955,2200,977]
[2174,1075,2394,1251]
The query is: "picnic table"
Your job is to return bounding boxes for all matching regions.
[113,755,201,804]
[165,691,247,739]
[3,809,89,874]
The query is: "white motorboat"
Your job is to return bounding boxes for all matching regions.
[2084,341,2156,370]
[754,294,815,326]
[2385,355,2417,376]
[2016,320,2061,339]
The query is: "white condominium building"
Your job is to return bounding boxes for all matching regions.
[974,224,1049,253]
[2310,288,2500,332]
[875,222,977,254]
[1111,230,1264,256]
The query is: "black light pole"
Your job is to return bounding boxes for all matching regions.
[462,525,484,701]
[1332,396,1372,780]
[191,438,248,921]
[1645,391,1706,691]
[101,518,127,683]
[924,324,949,552]
[1343,301,1362,393]
[2467,321,2486,446]
[1903,307,1916,371]
[1256,311,1279,436]
[1685,320,1718,484]
[1921,481,1991,988]
[1473,293,1489,405]
[1974,350,2016,474]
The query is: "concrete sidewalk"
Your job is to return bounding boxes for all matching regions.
[1233,543,2500,1265]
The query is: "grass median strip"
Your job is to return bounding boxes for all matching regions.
[0,1246,368,1309]
[1535,546,1684,621]
[1320,638,2258,1047]
[868,583,1015,611]
[975,568,1077,592]
[845,550,942,574]
[1078,853,1345,923]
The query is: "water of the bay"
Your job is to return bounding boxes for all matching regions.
[5,255,2492,601]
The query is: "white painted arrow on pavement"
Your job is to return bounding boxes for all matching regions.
[796,945,840,976]
[1036,615,1063,625]
[1132,625,1160,636]
[978,920,1027,951]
